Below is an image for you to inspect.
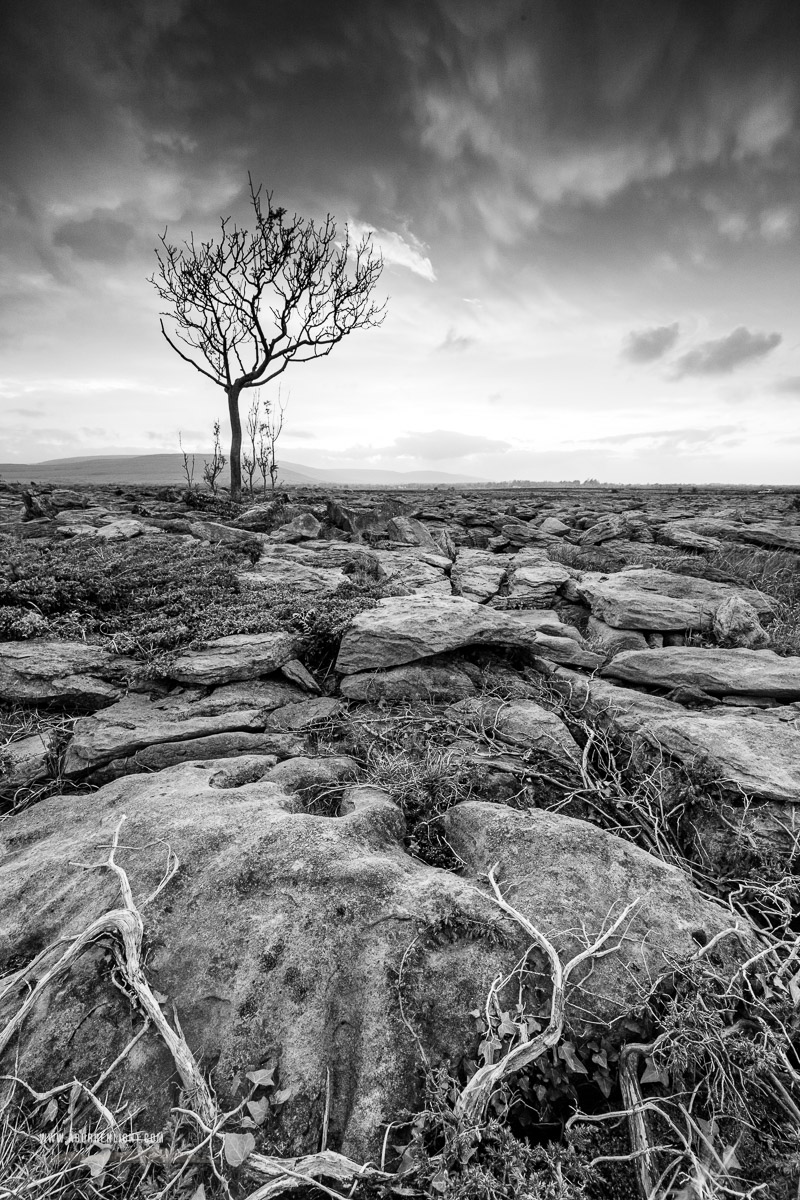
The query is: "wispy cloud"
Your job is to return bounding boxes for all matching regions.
[348,220,435,281]
[622,322,680,364]
[672,327,782,378]
[572,425,744,456]
[341,430,511,462]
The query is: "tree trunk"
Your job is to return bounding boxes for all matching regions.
[227,384,243,503]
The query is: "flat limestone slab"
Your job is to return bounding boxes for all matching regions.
[0,640,133,710]
[335,595,603,674]
[169,632,297,686]
[63,680,305,775]
[604,647,800,699]
[577,568,773,631]
[554,671,800,802]
[240,559,350,594]
[340,660,478,702]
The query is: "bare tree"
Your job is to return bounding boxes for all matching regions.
[263,388,286,491]
[241,393,260,498]
[178,432,196,492]
[202,420,226,494]
[150,177,385,502]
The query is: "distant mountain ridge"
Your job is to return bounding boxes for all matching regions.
[0,453,485,486]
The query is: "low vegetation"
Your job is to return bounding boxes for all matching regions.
[0,534,382,674]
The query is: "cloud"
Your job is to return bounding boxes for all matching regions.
[575,425,744,455]
[772,376,800,395]
[759,207,799,242]
[348,221,435,281]
[53,211,136,263]
[622,322,680,364]
[673,327,782,378]
[341,430,511,461]
[437,328,476,353]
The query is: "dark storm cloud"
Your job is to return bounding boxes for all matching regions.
[673,327,782,378]
[4,0,800,272]
[54,213,137,263]
[622,323,680,363]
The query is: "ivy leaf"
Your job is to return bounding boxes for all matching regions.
[223,1131,255,1167]
[83,1147,112,1178]
[42,1098,58,1125]
[497,1012,517,1039]
[641,1056,669,1087]
[721,1144,741,1170]
[595,1072,613,1099]
[246,1068,275,1089]
[559,1042,589,1075]
[190,1186,207,1200]
[247,1098,270,1126]
[273,1085,297,1106]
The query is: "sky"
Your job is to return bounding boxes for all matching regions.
[1,0,799,483]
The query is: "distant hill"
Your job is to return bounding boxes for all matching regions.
[0,453,485,487]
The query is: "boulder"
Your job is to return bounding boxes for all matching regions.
[432,527,458,561]
[169,632,297,687]
[340,660,478,703]
[656,523,723,553]
[506,549,571,607]
[603,647,800,700]
[576,569,773,631]
[386,516,441,553]
[447,698,581,764]
[0,641,133,711]
[712,595,770,649]
[495,609,585,644]
[265,696,343,731]
[88,731,304,784]
[54,507,110,526]
[0,771,742,1160]
[371,549,452,596]
[450,550,507,603]
[335,595,603,675]
[539,516,571,536]
[241,558,350,594]
[63,680,306,776]
[676,518,800,554]
[579,512,652,546]
[271,513,323,542]
[586,616,648,657]
[0,730,56,795]
[234,499,292,531]
[555,672,800,803]
[499,521,557,549]
[326,496,406,535]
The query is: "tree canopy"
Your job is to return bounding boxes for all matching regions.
[150,178,385,500]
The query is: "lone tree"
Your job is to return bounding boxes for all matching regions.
[150,178,385,501]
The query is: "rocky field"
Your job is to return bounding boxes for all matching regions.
[1,479,800,1199]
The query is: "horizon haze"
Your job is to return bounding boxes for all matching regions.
[2,1,799,484]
